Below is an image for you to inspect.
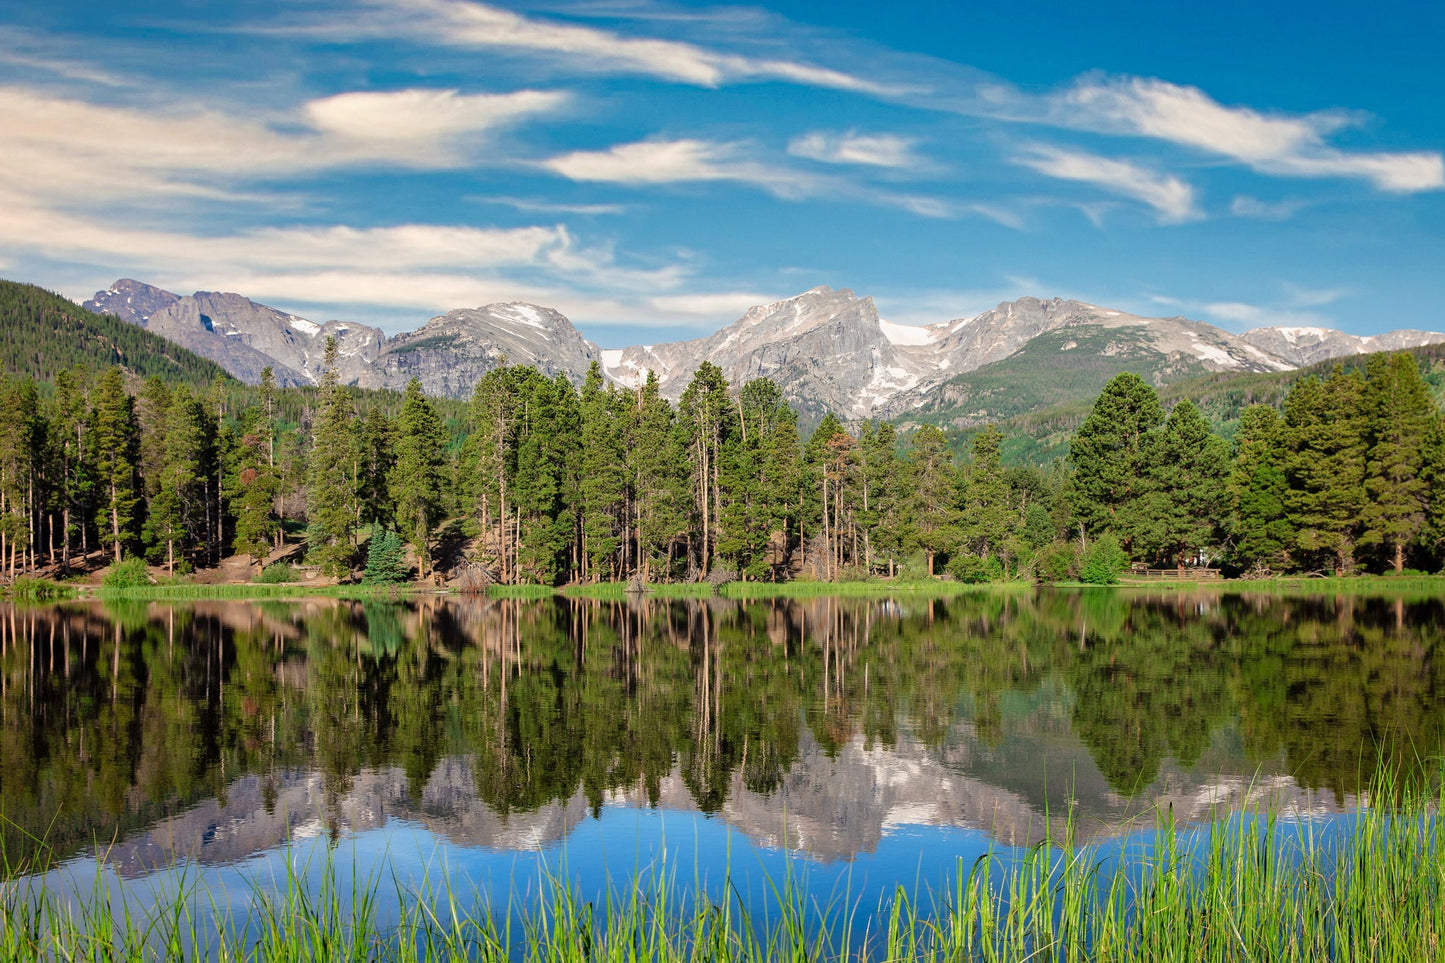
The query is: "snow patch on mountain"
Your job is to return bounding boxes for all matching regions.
[879,319,935,346]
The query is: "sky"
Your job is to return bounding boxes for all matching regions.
[1,0,1442,345]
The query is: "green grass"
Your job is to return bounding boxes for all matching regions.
[558,580,1030,601]
[1111,575,1445,598]
[92,583,426,601]
[561,582,716,600]
[485,583,556,600]
[720,579,1030,599]
[3,765,1441,962]
[3,577,76,602]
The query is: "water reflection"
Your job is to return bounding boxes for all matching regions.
[1,590,1440,874]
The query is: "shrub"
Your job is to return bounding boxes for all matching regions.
[363,529,408,585]
[255,562,300,584]
[1035,542,1077,583]
[1080,534,1128,585]
[948,554,1006,584]
[8,577,73,601]
[103,557,152,589]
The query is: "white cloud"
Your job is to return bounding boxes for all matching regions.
[1060,77,1444,193]
[788,130,921,168]
[1149,291,1340,331]
[0,26,130,87]
[646,291,779,319]
[0,85,566,206]
[302,88,568,159]
[475,196,628,215]
[306,0,903,96]
[1229,195,1304,220]
[542,138,969,218]
[1015,146,1199,223]
[542,138,821,198]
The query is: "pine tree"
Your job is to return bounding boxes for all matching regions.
[89,367,143,562]
[307,337,361,576]
[718,378,798,579]
[363,528,408,584]
[390,379,447,579]
[579,362,626,581]
[0,378,42,575]
[678,362,736,577]
[49,368,93,570]
[228,407,279,571]
[469,365,519,582]
[961,425,1013,575]
[511,370,577,582]
[1359,353,1435,572]
[627,371,687,581]
[1227,405,1293,573]
[1068,372,1164,556]
[861,422,907,576]
[146,388,211,573]
[1284,367,1367,574]
[357,410,395,531]
[904,424,958,576]
[1136,400,1229,569]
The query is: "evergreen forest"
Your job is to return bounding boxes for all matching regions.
[1,336,1443,586]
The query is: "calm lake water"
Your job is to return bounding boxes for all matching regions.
[2,589,1441,928]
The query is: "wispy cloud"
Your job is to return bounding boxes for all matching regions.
[542,138,823,198]
[0,26,131,87]
[788,130,922,168]
[1150,286,1349,331]
[1014,145,1199,223]
[473,196,628,215]
[0,85,568,206]
[1057,77,1444,193]
[280,0,905,95]
[1229,195,1305,220]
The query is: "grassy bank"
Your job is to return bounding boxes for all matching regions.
[90,583,429,602]
[1115,574,1445,597]
[559,579,1029,601]
[5,772,1440,962]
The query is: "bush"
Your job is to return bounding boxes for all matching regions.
[255,562,300,584]
[8,577,73,601]
[1079,534,1128,585]
[102,557,152,589]
[363,529,408,585]
[1035,542,1077,583]
[948,554,1005,584]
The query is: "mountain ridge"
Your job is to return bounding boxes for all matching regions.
[78,278,1445,422]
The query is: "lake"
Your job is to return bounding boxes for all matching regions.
[2,588,1442,945]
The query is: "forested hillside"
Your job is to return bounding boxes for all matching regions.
[0,337,1441,586]
[0,280,232,387]
[949,342,1445,464]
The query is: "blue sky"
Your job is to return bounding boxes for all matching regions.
[1,0,1441,344]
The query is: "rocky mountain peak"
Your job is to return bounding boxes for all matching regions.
[83,278,179,326]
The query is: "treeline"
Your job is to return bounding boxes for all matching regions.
[0,280,230,387]
[1,340,1441,583]
[1073,355,1445,576]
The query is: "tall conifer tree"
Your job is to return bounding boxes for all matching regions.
[390,378,447,579]
[89,367,142,562]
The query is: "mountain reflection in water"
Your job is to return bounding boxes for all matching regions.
[2,590,1440,874]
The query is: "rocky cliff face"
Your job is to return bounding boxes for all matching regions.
[364,302,604,398]
[1240,326,1445,367]
[82,279,1445,417]
[84,280,384,387]
[83,278,179,325]
[604,287,915,419]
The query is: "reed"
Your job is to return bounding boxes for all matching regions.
[4,766,1440,962]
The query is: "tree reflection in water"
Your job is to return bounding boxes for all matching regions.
[1,589,1441,871]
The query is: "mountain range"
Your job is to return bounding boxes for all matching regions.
[81,279,1445,422]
